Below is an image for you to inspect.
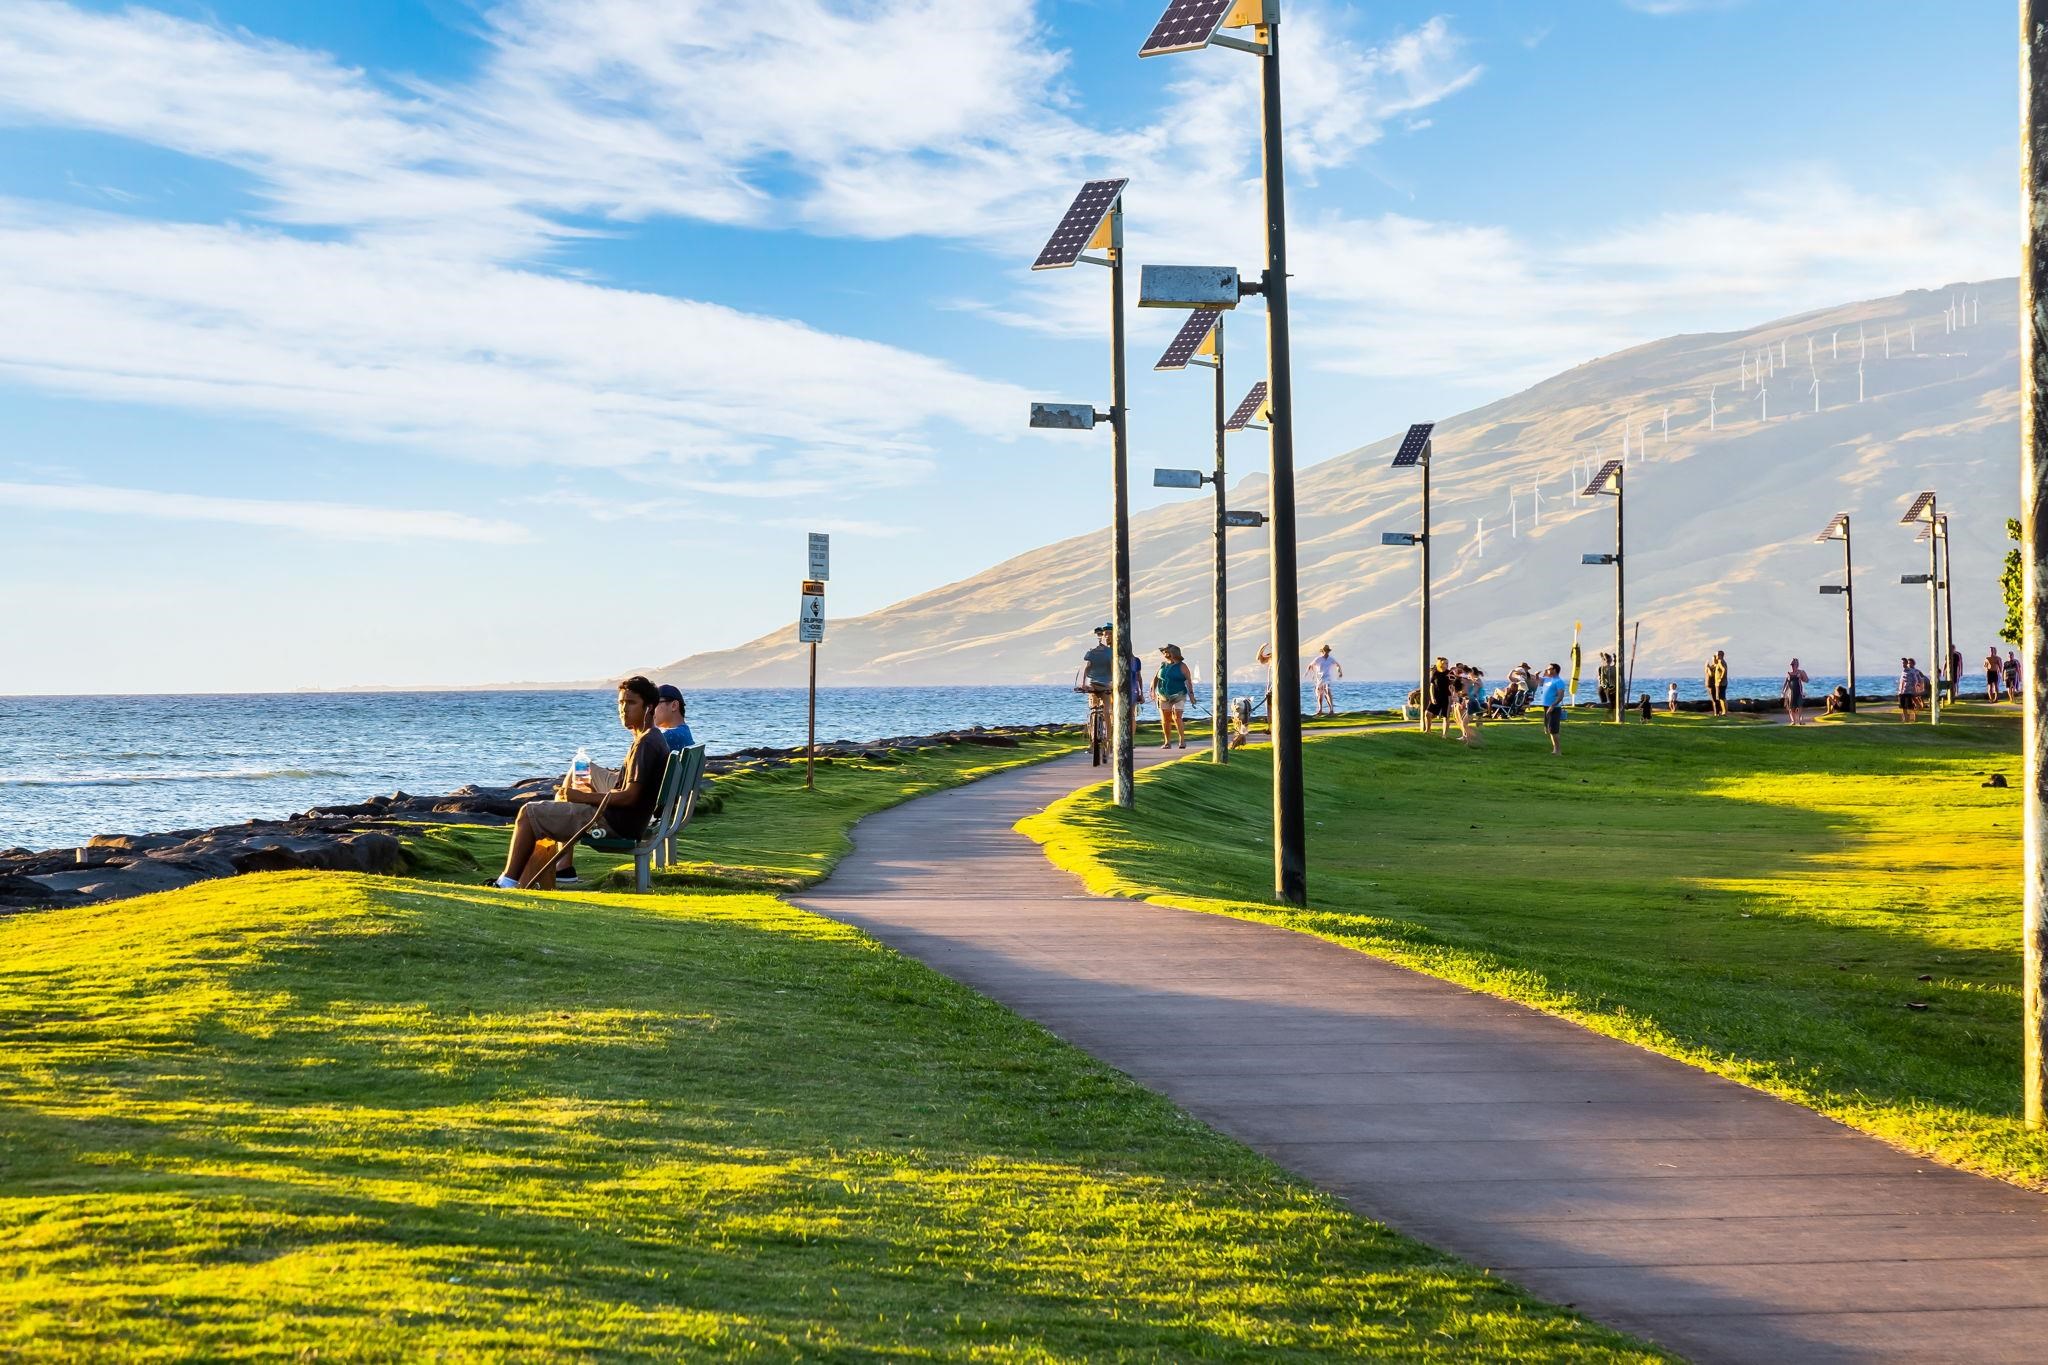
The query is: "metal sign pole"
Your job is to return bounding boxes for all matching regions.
[1258,17,1307,906]
[1943,518,1959,702]
[806,642,817,791]
[1108,199,1136,809]
[1213,319,1230,765]
[2026,2,2047,1127]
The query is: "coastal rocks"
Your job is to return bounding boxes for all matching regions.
[2,722,1080,913]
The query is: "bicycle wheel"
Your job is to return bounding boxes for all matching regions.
[1090,708,1106,766]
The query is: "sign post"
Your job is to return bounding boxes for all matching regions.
[799,563,825,790]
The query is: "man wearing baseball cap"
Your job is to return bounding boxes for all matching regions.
[653,684,695,752]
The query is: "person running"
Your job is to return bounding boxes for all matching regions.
[1782,658,1810,725]
[1306,645,1342,716]
[1986,647,2005,703]
[2006,648,2023,702]
[1153,645,1193,749]
[1426,657,1455,738]
[1531,663,1569,756]
[1705,650,1730,716]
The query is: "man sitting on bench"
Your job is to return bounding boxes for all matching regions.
[494,676,670,889]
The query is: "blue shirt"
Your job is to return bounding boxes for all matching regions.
[1531,676,1568,709]
[660,723,696,751]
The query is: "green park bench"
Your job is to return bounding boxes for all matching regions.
[583,742,707,892]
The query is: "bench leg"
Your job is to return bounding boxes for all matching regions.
[635,850,651,893]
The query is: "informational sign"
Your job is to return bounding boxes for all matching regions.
[798,590,824,643]
[808,532,830,581]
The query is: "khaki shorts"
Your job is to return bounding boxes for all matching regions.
[520,799,606,842]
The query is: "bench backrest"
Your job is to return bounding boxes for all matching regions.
[649,744,707,845]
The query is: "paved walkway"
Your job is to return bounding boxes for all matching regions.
[794,747,2048,1364]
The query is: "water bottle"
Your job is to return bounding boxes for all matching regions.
[572,746,590,791]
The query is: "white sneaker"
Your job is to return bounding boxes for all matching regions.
[494,875,518,889]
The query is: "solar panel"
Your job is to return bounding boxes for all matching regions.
[1032,179,1128,271]
[1579,459,1623,497]
[1224,380,1269,431]
[1154,309,1221,371]
[1390,422,1435,468]
[1814,512,1849,543]
[1139,0,1237,57]
[1900,490,1936,524]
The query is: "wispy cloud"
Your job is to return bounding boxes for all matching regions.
[0,480,532,542]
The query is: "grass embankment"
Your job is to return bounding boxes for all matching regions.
[1023,709,2045,1187]
[402,734,1086,892]
[0,872,1659,1360]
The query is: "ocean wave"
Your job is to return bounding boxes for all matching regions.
[0,768,353,789]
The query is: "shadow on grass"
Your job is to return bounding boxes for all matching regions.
[1038,717,2043,1183]
[0,872,1656,1360]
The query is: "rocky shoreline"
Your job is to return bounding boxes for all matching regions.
[0,724,1079,914]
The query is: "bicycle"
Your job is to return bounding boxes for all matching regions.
[1075,682,1111,766]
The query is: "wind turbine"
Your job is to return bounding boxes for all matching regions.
[1810,373,1820,412]
[1910,322,1918,352]
[1663,405,1670,442]
[1709,382,1719,430]
[1509,488,1518,538]
[1884,328,1892,360]
[1532,483,1543,527]
[1808,337,1815,366]
[1858,361,1865,402]
[1779,338,1788,367]
[1758,386,1768,421]
[1740,354,1750,390]
[1476,516,1484,558]
[1859,324,1867,359]
[1832,329,1840,360]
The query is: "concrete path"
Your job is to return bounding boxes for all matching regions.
[794,746,2048,1364]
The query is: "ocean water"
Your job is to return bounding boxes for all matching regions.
[0,676,1842,852]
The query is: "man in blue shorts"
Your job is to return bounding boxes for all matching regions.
[1530,662,1569,757]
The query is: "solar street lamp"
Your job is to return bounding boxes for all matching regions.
[1030,178,1138,807]
[1814,513,1857,712]
[1901,490,1941,725]
[1141,0,1308,906]
[1579,459,1626,723]
[1382,423,1435,733]
[1924,513,1958,704]
[1156,308,1233,764]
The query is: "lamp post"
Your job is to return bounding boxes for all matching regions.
[1901,491,1941,726]
[1155,309,1230,763]
[1815,513,1856,712]
[1939,514,1959,703]
[1141,0,1306,905]
[1030,178,1136,807]
[1579,460,1626,723]
[2020,0,2047,1127]
[1383,423,1436,732]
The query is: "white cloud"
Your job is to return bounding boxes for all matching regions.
[0,480,531,543]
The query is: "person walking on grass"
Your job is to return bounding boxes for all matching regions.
[1986,647,2005,703]
[1531,663,1569,757]
[2006,648,2023,702]
[1426,657,1455,738]
[1782,658,1811,726]
[1451,664,1481,746]
[1306,645,1343,716]
[1705,650,1730,716]
[1153,645,1193,750]
[1898,657,1925,723]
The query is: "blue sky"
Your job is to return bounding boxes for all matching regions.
[0,0,2015,694]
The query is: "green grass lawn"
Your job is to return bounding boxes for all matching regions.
[1021,706,2046,1187]
[402,733,1087,893]
[0,872,1660,1361]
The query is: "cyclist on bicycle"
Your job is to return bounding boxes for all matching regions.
[1079,624,1115,694]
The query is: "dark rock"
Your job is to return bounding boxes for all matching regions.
[1984,773,2009,788]
[85,832,184,853]
[0,873,73,908]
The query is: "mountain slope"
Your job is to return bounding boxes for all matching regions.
[656,280,2017,687]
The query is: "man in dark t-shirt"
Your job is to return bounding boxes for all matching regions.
[495,676,671,888]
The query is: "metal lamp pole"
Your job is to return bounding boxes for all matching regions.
[1420,450,1432,732]
[1210,322,1229,764]
[1578,459,1626,722]
[1941,515,1959,702]
[1817,514,1856,711]
[1140,0,1304,904]
[1028,178,1136,808]
[1927,496,1943,725]
[2021,0,2047,1127]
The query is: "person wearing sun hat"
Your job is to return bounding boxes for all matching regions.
[1153,644,1194,749]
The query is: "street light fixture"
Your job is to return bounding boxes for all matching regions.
[1156,307,1233,764]
[1579,459,1626,723]
[1815,513,1857,712]
[1029,178,1138,807]
[1141,0,1308,907]
[1382,423,1436,732]
[1901,490,1941,725]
